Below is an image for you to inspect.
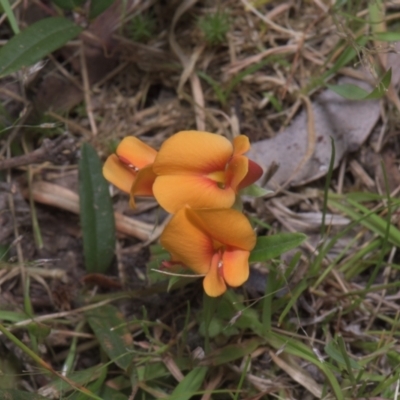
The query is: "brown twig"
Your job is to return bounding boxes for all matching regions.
[0,135,76,171]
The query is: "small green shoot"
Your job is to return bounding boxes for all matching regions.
[198,11,230,45]
[129,13,156,42]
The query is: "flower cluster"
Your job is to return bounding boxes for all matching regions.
[103,131,263,297]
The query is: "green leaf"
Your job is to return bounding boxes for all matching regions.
[372,31,400,42]
[325,340,362,370]
[364,68,392,99]
[203,338,264,366]
[327,68,392,100]
[0,0,19,34]
[51,0,85,9]
[239,183,272,197]
[267,332,344,400]
[326,83,369,100]
[86,305,133,370]
[0,17,82,78]
[249,233,307,262]
[0,390,48,400]
[169,366,208,400]
[90,0,115,19]
[79,143,115,273]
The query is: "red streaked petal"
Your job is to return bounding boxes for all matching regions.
[129,165,156,208]
[238,159,264,190]
[226,155,248,192]
[161,208,213,275]
[187,208,256,251]
[203,253,227,297]
[117,137,157,169]
[153,175,236,214]
[233,135,250,155]
[222,249,250,287]
[103,154,136,193]
[153,131,232,175]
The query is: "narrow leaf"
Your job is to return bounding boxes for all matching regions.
[0,390,48,400]
[325,340,361,370]
[373,32,400,42]
[169,366,208,400]
[240,183,272,197]
[86,305,133,370]
[90,0,115,19]
[327,68,391,101]
[79,143,115,273]
[51,0,85,10]
[0,17,82,78]
[249,233,307,262]
[327,83,369,100]
[0,0,19,34]
[203,338,264,366]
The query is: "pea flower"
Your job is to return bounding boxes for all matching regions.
[161,207,256,297]
[103,137,157,206]
[152,131,263,213]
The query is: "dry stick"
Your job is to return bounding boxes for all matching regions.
[0,136,75,171]
[80,41,98,136]
[48,53,83,91]
[46,111,93,138]
[169,0,205,131]
[26,181,156,241]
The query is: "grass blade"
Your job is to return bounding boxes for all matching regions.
[169,366,208,400]
[0,0,19,34]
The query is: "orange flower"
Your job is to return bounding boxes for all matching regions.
[161,207,256,297]
[152,131,263,213]
[103,137,157,205]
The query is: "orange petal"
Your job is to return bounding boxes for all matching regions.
[103,154,136,193]
[222,249,250,287]
[203,253,227,297]
[226,155,248,192]
[161,208,213,275]
[129,165,157,208]
[153,131,232,175]
[117,137,157,169]
[233,135,250,156]
[238,159,264,190]
[153,175,236,214]
[187,208,256,251]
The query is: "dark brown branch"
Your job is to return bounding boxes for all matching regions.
[0,136,77,171]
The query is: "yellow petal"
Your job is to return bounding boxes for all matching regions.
[153,175,236,214]
[233,135,250,155]
[103,154,136,193]
[226,155,248,192]
[153,131,232,175]
[161,208,213,274]
[187,208,256,251]
[222,249,250,287]
[129,165,157,208]
[203,253,227,297]
[117,137,157,168]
